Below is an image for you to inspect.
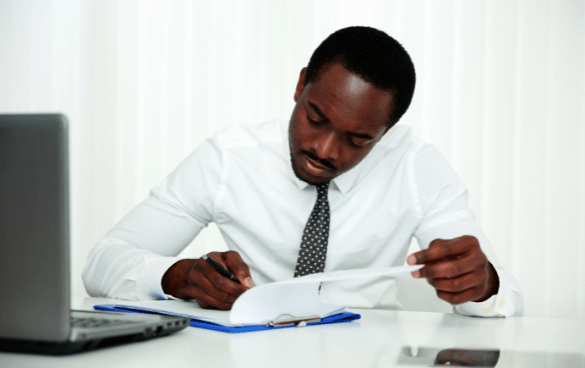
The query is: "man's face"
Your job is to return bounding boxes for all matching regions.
[289,63,395,185]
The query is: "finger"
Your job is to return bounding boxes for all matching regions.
[206,251,252,289]
[180,290,224,309]
[207,251,251,289]
[188,258,248,298]
[427,268,488,293]
[222,251,254,288]
[206,251,229,268]
[417,252,487,279]
[187,271,239,304]
[197,299,213,309]
[182,283,236,310]
[436,284,486,305]
[197,299,212,309]
[202,260,249,297]
[407,236,478,265]
[172,279,234,310]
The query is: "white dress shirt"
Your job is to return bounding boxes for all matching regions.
[83,119,523,317]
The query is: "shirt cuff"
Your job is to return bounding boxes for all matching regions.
[135,256,182,300]
[453,266,516,317]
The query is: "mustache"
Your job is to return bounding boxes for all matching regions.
[302,150,337,171]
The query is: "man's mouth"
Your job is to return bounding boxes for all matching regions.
[301,152,335,177]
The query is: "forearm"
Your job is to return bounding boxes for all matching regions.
[82,189,209,300]
[82,138,221,300]
[82,239,180,300]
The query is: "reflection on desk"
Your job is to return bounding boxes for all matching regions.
[397,346,585,367]
[0,297,583,368]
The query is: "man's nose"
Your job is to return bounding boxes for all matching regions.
[314,132,339,161]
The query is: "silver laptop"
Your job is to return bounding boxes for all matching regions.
[0,114,190,354]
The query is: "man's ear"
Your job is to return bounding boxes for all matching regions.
[294,67,307,102]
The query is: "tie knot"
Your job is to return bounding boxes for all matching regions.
[316,182,329,197]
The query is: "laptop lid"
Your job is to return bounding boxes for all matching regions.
[0,114,70,342]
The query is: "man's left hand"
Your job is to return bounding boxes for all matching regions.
[406,235,499,304]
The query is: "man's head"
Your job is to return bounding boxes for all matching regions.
[289,26,416,185]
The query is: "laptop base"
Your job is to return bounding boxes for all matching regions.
[0,322,186,355]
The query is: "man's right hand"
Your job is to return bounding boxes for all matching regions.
[161,251,253,310]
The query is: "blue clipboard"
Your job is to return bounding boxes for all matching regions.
[94,304,361,333]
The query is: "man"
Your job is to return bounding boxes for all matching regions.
[83,26,522,317]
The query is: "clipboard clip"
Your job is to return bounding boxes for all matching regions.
[268,314,322,327]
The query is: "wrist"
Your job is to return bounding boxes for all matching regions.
[161,258,197,296]
[474,262,500,303]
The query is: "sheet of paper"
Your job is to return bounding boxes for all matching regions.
[230,281,344,325]
[231,265,422,324]
[277,264,424,285]
[100,299,234,324]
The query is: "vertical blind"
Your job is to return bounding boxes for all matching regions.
[1,0,583,320]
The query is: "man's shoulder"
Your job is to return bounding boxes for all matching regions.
[369,124,448,175]
[375,124,428,155]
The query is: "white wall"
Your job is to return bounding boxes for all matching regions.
[1,0,584,320]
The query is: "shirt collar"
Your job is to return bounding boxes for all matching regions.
[330,159,362,194]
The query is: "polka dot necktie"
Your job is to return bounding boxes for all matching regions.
[294,181,330,277]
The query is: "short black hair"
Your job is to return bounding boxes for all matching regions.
[304,26,416,126]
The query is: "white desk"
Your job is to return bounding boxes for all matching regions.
[1,297,584,367]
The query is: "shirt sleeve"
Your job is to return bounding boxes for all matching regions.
[411,144,524,317]
[82,137,224,300]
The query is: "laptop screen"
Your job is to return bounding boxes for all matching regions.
[0,114,71,341]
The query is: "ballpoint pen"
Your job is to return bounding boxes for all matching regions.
[202,254,241,284]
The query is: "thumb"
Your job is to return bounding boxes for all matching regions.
[224,251,253,288]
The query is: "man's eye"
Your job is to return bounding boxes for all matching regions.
[346,136,367,148]
[347,140,362,148]
[307,116,322,126]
